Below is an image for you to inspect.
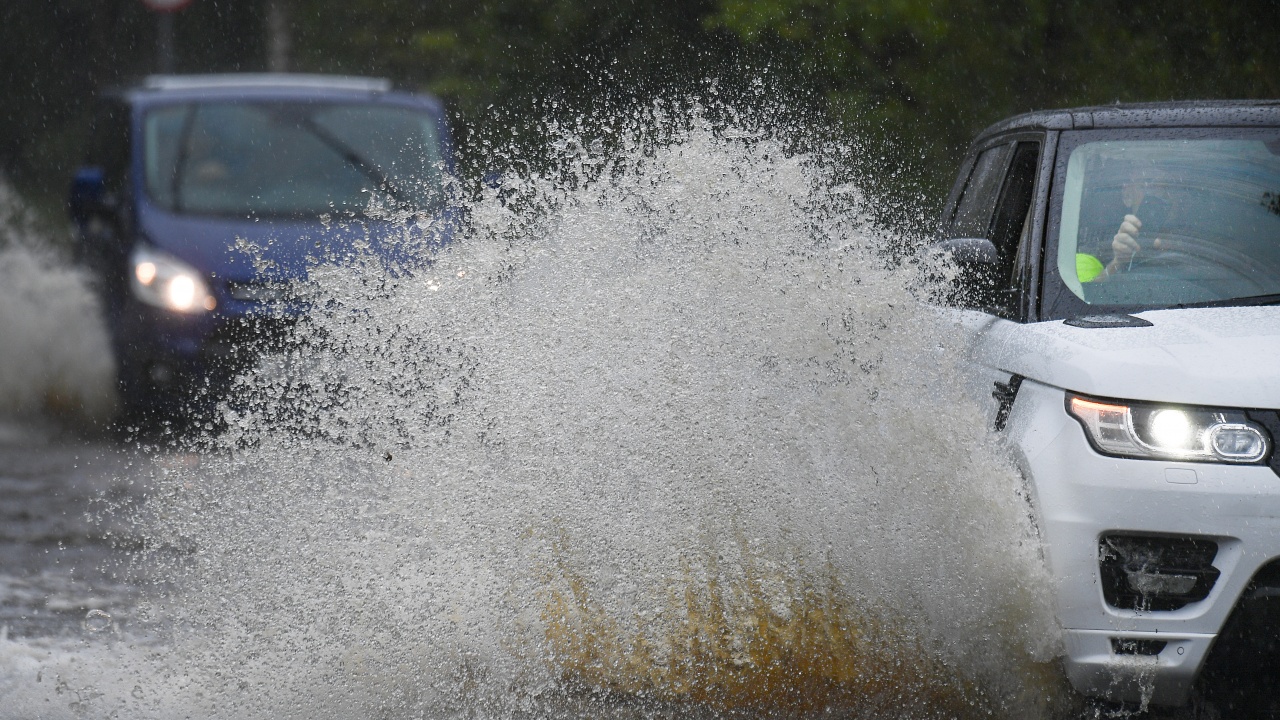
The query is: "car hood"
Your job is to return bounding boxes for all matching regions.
[965,306,1280,408]
[138,207,452,283]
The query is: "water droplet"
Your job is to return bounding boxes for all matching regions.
[83,609,111,633]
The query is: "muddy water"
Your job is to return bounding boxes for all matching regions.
[0,118,1081,719]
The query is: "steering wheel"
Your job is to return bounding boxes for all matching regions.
[1118,236,1269,295]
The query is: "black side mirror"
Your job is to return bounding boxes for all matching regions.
[68,166,107,224]
[936,237,998,265]
[930,237,1007,309]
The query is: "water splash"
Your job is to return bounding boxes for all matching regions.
[0,180,115,423]
[4,111,1074,718]
[82,610,112,634]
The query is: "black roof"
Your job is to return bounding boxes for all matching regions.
[974,99,1280,144]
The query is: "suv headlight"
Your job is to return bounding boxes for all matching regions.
[1067,393,1271,464]
[130,245,216,313]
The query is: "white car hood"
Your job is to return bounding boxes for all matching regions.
[965,306,1280,408]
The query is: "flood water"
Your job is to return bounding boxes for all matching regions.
[0,422,146,640]
[0,116,1095,718]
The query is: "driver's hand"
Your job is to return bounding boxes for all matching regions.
[1111,214,1142,266]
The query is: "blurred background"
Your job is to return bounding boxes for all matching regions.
[3,0,1280,232]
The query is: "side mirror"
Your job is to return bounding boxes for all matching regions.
[936,237,998,266]
[68,166,107,224]
[929,237,1006,309]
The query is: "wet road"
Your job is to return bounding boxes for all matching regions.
[2,421,1273,718]
[0,419,148,640]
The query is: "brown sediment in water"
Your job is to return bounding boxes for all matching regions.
[540,533,1065,719]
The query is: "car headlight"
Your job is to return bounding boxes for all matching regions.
[130,245,216,313]
[1067,393,1271,464]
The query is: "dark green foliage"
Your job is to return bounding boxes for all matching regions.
[286,0,758,180]
[708,0,1280,197]
[3,0,1279,223]
[0,1,266,214]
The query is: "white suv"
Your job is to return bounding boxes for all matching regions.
[937,101,1280,708]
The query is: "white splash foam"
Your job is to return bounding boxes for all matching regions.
[0,117,1070,718]
[0,181,115,423]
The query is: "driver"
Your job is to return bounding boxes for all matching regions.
[1078,170,1170,282]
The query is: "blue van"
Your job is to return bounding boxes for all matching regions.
[68,74,455,422]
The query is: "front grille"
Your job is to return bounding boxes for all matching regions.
[227,280,292,303]
[1099,534,1220,611]
[203,314,298,374]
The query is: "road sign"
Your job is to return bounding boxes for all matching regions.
[142,0,192,12]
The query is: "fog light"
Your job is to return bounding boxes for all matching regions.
[1099,534,1220,611]
[1126,570,1200,596]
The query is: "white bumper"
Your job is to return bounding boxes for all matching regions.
[1008,378,1280,706]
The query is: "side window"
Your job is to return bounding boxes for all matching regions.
[987,141,1041,306]
[950,143,1012,239]
[946,140,1042,320]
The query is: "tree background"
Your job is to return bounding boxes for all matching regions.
[3,0,1279,223]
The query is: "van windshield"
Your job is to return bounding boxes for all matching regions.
[144,101,445,217]
[1053,130,1280,311]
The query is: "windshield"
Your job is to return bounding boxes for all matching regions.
[1049,129,1280,314]
[144,101,445,217]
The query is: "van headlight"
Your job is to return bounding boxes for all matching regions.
[1067,393,1271,464]
[130,245,216,313]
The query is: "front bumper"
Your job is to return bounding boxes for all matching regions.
[1008,379,1280,706]
[110,295,297,409]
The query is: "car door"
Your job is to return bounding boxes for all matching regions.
[942,136,1046,428]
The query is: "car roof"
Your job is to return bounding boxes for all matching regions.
[974,99,1280,144]
[111,73,439,109]
[143,74,392,93]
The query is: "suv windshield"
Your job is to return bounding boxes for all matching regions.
[1047,128,1280,315]
[144,101,445,217]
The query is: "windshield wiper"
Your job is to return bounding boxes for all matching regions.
[1168,293,1280,309]
[296,116,416,210]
